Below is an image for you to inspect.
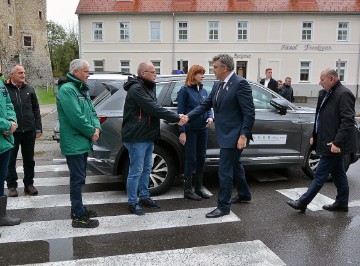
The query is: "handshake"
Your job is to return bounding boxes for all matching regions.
[178,114,189,126]
[3,121,18,136]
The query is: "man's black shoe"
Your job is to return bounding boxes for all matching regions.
[205,208,230,218]
[72,215,99,228]
[71,207,98,219]
[139,198,160,208]
[231,195,251,203]
[129,203,145,215]
[286,200,307,213]
[323,203,348,212]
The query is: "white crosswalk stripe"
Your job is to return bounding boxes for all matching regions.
[277,187,360,211]
[26,240,286,266]
[16,175,119,188]
[0,208,240,244]
[3,162,286,265]
[17,164,69,173]
[7,188,186,210]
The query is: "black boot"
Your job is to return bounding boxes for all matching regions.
[183,176,202,201]
[194,174,211,199]
[0,195,21,226]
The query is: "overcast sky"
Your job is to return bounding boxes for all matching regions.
[47,0,80,28]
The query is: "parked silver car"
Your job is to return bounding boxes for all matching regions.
[82,74,359,195]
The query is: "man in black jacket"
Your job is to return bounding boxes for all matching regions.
[5,65,42,197]
[122,62,186,215]
[287,68,356,213]
[260,68,277,92]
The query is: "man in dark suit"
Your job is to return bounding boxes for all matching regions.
[186,54,255,218]
[287,68,356,213]
[260,68,277,92]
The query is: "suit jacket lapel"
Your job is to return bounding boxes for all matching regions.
[217,74,236,109]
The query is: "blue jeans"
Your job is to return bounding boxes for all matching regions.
[124,142,154,204]
[0,150,11,196]
[183,128,208,177]
[217,148,250,212]
[300,154,349,205]
[66,153,88,217]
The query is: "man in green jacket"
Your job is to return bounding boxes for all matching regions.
[0,80,21,231]
[57,59,101,228]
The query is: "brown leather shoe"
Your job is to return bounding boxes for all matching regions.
[8,188,18,197]
[24,185,38,196]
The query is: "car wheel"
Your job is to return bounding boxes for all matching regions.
[302,145,351,180]
[122,145,176,196]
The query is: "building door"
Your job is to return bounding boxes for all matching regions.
[236,61,247,78]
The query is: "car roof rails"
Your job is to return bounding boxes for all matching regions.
[89,71,133,76]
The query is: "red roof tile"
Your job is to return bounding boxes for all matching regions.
[76,0,360,14]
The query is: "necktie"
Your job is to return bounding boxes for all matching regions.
[215,81,225,102]
[315,91,331,133]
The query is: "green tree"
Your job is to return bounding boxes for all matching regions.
[47,21,79,77]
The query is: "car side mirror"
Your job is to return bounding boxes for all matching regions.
[270,98,288,115]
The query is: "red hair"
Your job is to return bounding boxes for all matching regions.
[185,65,205,86]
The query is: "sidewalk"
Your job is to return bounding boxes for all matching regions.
[40,104,56,117]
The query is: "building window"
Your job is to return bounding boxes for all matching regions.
[301,22,313,41]
[151,60,161,74]
[119,22,130,41]
[94,60,104,72]
[8,0,11,5]
[335,61,347,82]
[39,11,42,20]
[237,21,248,40]
[178,22,188,41]
[120,60,130,73]
[177,60,188,74]
[23,36,32,47]
[299,61,311,81]
[8,25,13,37]
[92,22,103,41]
[337,22,349,41]
[208,61,214,74]
[208,21,219,40]
[150,21,161,41]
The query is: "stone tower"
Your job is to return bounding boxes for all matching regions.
[0,0,52,87]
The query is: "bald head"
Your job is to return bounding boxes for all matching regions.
[137,62,156,81]
[319,68,338,91]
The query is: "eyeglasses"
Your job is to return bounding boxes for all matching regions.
[144,71,156,74]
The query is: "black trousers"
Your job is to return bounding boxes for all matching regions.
[7,131,36,188]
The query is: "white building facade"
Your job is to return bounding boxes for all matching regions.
[76,0,360,97]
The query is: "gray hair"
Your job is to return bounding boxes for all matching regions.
[213,54,234,71]
[69,59,90,74]
[137,62,152,75]
[324,68,338,79]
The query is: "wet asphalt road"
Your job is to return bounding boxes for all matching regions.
[1,101,360,265]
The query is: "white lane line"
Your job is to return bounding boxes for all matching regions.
[0,208,240,244]
[277,188,334,211]
[24,240,285,266]
[7,188,212,210]
[349,200,360,208]
[16,175,119,188]
[17,164,69,173]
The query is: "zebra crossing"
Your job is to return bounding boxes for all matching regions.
[1,162,289,265]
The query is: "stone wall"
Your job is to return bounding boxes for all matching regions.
[0,0,52,87]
